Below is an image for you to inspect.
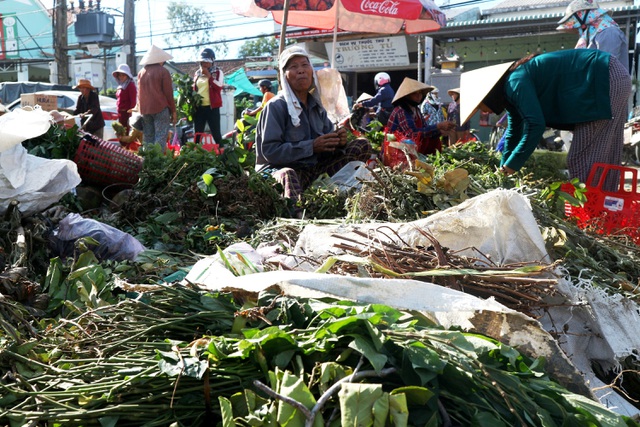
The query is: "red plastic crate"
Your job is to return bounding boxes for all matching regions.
[73,133,144,187]
[195,133,223,155]
[562,163,640,243]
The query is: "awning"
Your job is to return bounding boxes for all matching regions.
[224,68,262,97]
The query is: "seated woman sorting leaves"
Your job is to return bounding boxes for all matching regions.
[387,78,455,155]
[254,46,372,216]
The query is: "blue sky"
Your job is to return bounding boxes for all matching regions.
[41,0,277,60]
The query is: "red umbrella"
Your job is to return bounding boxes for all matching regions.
[233,0,446,58]
[235,0,445,34]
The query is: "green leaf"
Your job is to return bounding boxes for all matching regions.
[339,382,385,426]
[219,396,237,427]
[98,416,119,427]
[390,386,434,406]
[317,362,349,394]
[153,211,180,223]
[389,392,410,427]
[349,335,388,373]
[276,371,317,426]
[562,392,629,427]
[402,344,446,385]
[472,411,509,427]
[372,393,390,427]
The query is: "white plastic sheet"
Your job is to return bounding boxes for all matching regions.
[0,108,52,152]
[183,189,640,416]
[0,108,81,216]
[538,275,640,418]
[285,188,550,271]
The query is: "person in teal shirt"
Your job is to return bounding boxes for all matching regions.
[461,49,630,183]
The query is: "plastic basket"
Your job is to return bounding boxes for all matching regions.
[563,163,640,243]
[73,133,144,187]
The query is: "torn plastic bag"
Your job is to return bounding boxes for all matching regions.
[326,160,373,194]
[0,108,81,216]
[50,213,146,261]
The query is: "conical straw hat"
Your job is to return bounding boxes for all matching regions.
[392,78,434,104]
[460,62,514,125]
[140,45,173,66]
[355,92,373,103]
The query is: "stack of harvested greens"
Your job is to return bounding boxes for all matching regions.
[1,283,635,426]
[4,125,640,426]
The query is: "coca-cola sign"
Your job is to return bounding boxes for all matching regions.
[360,0,400,16]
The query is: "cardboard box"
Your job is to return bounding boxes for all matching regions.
[20,93,58,111]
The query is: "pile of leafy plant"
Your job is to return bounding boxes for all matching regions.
[109,143,288,254]
[4,120,640,425]
[173,73,202,123]
[21,124,83,160]
[2,267,636,427]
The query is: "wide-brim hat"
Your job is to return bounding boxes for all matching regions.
[558,0,600,23]
[447,87,460,97]
[112,63,134,79]
[73,78,95,90]
[460,62,514,125]
[140,44,173,66]
[392,78,434,104]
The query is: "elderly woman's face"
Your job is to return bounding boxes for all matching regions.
[285,56,313,93]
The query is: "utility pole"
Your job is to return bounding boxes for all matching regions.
[123,0,136,75]
[53,0,69,84]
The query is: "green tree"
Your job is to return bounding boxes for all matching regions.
[238,36,278,58]
[165,2,228,58]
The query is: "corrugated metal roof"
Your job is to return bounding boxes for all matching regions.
[486,0,619,12]
[444,6,479,20]
[434,4,640,39]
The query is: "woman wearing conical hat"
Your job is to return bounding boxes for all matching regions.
[136,45,176,149]
[445,87,472,146]
[461,49,630,184]
[387,78,455,155]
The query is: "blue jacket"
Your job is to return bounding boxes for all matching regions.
[362,83,395,112]
[255,93,334,172]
